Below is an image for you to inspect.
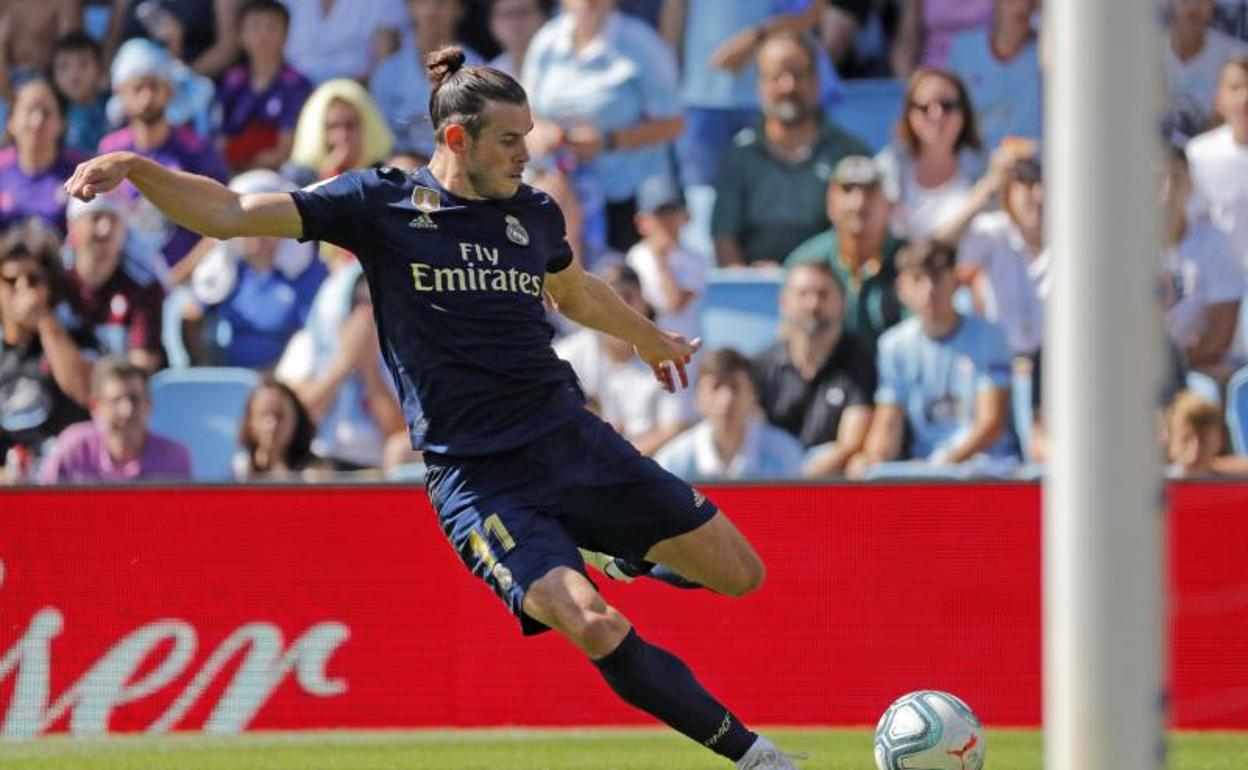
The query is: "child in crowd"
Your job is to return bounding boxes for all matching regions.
[50,32,111,157]
[214,0,313,172]
[626,175,706,344]
[1166,390,1224,478]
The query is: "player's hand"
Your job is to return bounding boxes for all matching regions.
[636,333,701,393]
[64,152,137,201]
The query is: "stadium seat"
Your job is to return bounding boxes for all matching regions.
[148,367,260,481]
[1225,365,1248,454]
[700,268,784,356]
[829,78,905,154]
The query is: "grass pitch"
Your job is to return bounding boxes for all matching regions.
[0,728,1244,770]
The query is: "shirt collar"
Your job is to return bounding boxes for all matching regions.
[692,415,765,477]
[550,12,621,61]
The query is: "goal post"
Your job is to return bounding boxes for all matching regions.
[1044,1,1166,769]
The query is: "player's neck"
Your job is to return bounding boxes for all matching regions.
[428,152,487,200]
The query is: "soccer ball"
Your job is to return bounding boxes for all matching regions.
[873,690,986,770]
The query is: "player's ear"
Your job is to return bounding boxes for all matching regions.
[444,123,469,154]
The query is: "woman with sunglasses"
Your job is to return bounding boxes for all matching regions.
[874,67,988,242]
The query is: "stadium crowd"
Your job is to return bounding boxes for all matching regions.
[2,0,1248,484]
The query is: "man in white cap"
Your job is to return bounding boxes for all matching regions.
[99,38,228,271]
[60,193,166,373]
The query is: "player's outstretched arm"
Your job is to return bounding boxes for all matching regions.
[547,259,699,392]
[64,152,303,241]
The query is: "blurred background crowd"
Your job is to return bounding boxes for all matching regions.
[2,0,1248,485]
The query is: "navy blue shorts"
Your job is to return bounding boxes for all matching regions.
[424,408,718,635]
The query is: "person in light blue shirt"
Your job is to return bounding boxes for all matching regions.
[671,0,846,186]
[522,0,685,251]
[655,347,806,480]
[370,0,484,158]
[946,0,1042,151]
[852,239,1014,475]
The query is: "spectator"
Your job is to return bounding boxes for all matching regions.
[1187,55,1248,267]
[105,0,241,78]
[1165,390,1223,478]
[753,261,875,476]
[0,1,82,80]
[1163,146,1243,378]
[283,79,395,187]
[946,0,1042,151]
[60,194,165,373]
[555,263,689,455]
[0,76,82,235]
[665,0,847,187]
[274,263,407,471]
[850,239,1013,475]
[100,39,229,273]
[892,0,994,76]
[371,0,484,158]
[626,175,706,342]
[37,357,192,483]
[281,0,405,84]
[524,0,685,252]
[955,153,1048,358]
[1165,0,1247,143]
[875,68,986,241]
[51,32,111,157]
[183,171,326,370]
[488,0,551,79]
[214,0,313,173]
[663,0,770,188]
[655,346,805,479]
[712,32,868,267]
[784,154,905,353]
[235,375,317,480]
[0,223,95,471]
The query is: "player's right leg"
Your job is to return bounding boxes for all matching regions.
[522,566,803,769]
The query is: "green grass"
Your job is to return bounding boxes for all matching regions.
[0,728,1244,770]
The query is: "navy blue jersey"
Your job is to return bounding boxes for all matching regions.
[290,166,584,456]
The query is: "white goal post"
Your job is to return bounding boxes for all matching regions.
[1044,1,1166,770]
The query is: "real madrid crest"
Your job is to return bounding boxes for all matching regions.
[505,215,529,246]
[412,186,441,213]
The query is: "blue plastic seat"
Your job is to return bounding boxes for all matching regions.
[1225,365,1248,454]
[829,78,905,154]
[699,269,784,356]
[148,367,260,481]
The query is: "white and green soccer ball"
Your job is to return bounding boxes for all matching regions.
[873,690,986,770]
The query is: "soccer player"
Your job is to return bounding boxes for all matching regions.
[65,48,803,770]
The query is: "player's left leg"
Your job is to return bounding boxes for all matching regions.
[643,511,767,597]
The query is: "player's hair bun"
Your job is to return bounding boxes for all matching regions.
[426,46,467,90]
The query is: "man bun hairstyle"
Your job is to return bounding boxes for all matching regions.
[426,45,527,141]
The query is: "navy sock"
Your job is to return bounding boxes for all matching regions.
[614,558,703,590]
[591,628,756,761]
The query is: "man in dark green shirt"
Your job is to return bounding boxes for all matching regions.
[711,32,868,268]
[785,155,905,354]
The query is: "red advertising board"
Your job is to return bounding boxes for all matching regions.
[0,483,1245,737]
